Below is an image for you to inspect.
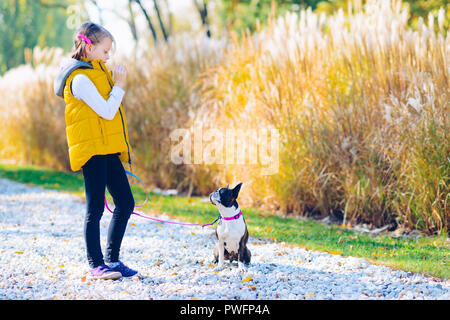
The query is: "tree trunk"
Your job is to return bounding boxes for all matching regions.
[193,0,211,38]
[152,0,168,41]
[133,0,158,43]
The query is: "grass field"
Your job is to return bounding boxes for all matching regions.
[0,161,448,279]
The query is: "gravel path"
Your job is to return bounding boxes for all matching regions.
[0,177,448,300]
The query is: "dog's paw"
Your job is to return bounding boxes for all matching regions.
[237,262,248,273]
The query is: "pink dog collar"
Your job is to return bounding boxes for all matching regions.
[77,34,91,45]
[222,210,242,221]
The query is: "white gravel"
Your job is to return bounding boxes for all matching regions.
[0,177,449,300]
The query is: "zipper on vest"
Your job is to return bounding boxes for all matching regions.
[98,62,132,167]
[98,118,108,145]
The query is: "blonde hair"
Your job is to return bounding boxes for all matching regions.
[71,21,116,60]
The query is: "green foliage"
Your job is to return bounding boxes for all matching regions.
[216,0,324,33]
[316,0,449,34]
[0,0,75,76]
[216,0,449,34]
[405,0,450,32]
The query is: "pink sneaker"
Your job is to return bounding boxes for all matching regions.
[88,264,122,280]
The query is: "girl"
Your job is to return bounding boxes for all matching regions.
[54,21,137,280]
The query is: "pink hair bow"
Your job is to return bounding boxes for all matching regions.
[77,34,92,45]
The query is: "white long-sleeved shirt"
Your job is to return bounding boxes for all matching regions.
[72,74,125,121]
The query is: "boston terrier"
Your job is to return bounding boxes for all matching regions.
[209,182,251,271]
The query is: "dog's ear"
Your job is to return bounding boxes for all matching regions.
[232,182,243,198]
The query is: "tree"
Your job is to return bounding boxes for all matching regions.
[215,0,323,34]
[133,0,159,42]
[315,0,449,33]
[0,0,76,75]
[403,0,449,32]
[132,0,172,43]
[153,0,168,41]
[193,0,212,37]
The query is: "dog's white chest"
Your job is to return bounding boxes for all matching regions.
[217,219,245,253]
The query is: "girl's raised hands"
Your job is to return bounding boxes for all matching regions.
[113,64,127,89]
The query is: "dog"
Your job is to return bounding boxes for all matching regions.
[209,182,251,271]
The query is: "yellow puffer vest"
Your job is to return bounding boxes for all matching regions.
[63,57,132,171]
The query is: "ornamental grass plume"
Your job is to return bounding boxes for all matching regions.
[198,0,449,234]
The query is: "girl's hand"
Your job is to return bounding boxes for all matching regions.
[113,64,127,89]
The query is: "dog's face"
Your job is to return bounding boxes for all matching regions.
[209,183,242,208]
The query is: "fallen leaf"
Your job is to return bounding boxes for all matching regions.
[157,224,163,228]
[307,292,315,298]
[329,251,341,255]
[240,276,253,283]
[154,260,162,266]
[14,251,24,254]
[191,232,196,235]
[81,276,86,282]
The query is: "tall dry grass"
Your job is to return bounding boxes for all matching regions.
[121,33,226,193]
[0,47,69,170]
[198,0,449,233]
[0,34,226,191]
[0,0,447,234]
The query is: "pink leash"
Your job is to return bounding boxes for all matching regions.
[104,170,220,228]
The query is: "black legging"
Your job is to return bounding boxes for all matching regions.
[81,153,135,268]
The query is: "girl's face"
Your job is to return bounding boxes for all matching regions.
[85,37,112,63]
